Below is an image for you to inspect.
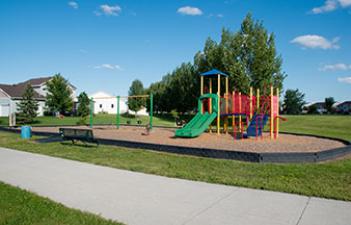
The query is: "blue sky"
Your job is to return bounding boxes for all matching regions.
[0,0,350,102]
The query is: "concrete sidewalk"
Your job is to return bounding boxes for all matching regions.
[0,147,350,225]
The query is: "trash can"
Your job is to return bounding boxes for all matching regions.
[21,126,32,139]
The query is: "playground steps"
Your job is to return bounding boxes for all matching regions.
[246,114,269,137]
[175,112,217,138]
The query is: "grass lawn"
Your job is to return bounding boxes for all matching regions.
[0,181,123,225]
[0,114,175,127]
[0,131,350,201]
[281,115,351,141]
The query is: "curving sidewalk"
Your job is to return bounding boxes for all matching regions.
[0,147,350,225]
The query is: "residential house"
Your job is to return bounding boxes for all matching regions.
[336,101,351,114]
[304,102,327,114]
[0,77,76,117]
[90,92,128,114]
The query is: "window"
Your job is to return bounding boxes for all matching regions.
[111,104,114,108]
[99,104,102,108]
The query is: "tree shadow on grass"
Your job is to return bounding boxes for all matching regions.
[35,136,62,144]
[35,136,98,149]
[60,142,99,149]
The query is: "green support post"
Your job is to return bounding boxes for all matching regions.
[149,93,153,129]
[89,98,94,128]
[116,96,120,129]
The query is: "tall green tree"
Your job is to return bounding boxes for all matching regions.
[282,89,306,115]
[17,84,39,124]
[77,92,90,117]
[325,97,335,114]
[128,79,145,115]
[194,13,286,94]
[45,74,73,115]
[147,13,286,113]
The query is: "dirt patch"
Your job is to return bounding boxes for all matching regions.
[30,126,346,153]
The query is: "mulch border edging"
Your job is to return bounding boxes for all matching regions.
[1,126,350,163]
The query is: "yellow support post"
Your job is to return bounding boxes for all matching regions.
[276,87,280,138]
[249,87,253,119]
[200,76,204,95]
[217,74,221,135]
[270,85,274,140]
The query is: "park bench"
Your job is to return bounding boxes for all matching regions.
[59,128,99,146]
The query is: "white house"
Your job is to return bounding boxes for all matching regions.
[89,91,149,116]
[89,92,128,114]
[0,77,76,117]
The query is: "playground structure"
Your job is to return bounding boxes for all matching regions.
[89,94,153,129]
[175,69,284,139]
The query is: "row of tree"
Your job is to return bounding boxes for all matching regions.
[144,14,286,114]
[282,89,338,115]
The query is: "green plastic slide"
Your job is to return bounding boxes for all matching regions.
[175,93,218,138]
[175,112,217,138]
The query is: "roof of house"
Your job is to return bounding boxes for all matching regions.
[0,76,77,99]
[309,102,325,107]
[0,77,52,99]
[0,83,46,99]
[89,91,114,99]
[22,77,52,86]
[338,101,351,106]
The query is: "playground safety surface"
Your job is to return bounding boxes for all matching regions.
[31,126,345,152]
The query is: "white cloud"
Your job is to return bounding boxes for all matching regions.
[177,6,203,16]
[312,0,337,14]
[209,13,224,18]
[95,4,121,16]
[94,64,122,70]
[68,1,79,9]
[337,77,351,84]
[291,35,340,49]
[339,0,351,7]
[311,0,351,14]
[320,63,351,71]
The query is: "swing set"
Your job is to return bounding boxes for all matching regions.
[88,94,153,129]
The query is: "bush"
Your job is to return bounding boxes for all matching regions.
[98,111,108,115]
[170,110,179,120]
[76,116,88,125]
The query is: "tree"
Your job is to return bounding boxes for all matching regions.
[194,13,286,94]
[325,97,335,114]
[77,92,90,117]
[282,89,305,115]
[147,13,287,113]
[128,79,145,116]
[17,84,39,124]
[45,74,73,115]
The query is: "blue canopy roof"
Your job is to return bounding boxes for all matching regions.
[200,69,228,77]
